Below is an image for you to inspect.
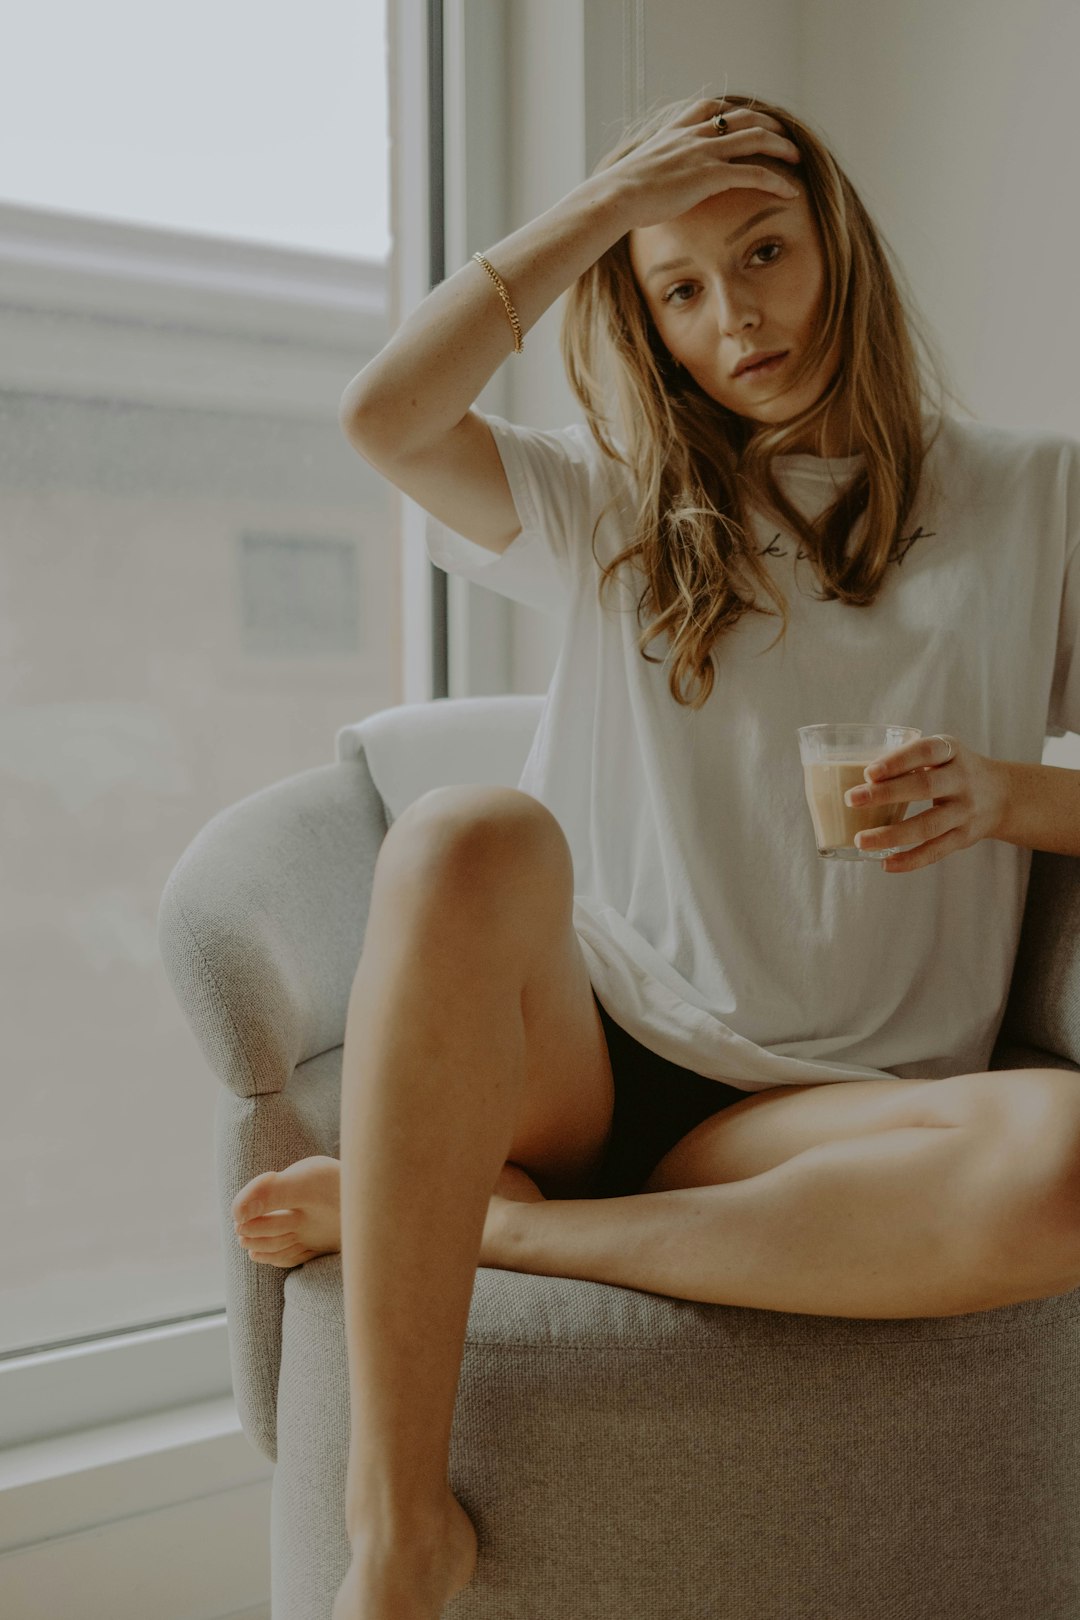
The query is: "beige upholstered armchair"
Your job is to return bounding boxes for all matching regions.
[158,695,1080,1619]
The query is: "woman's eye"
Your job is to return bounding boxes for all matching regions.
[661,241,784,304]
[753,239,783,265]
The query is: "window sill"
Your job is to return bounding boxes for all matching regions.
[0,1313,236,1450]
[0,1394,273,1620]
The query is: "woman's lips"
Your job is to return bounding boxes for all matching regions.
[735,351,788,381]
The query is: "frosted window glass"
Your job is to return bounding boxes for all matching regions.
[0,0,394,1356]
[0,389,398,1356]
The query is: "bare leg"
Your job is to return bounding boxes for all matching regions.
[324,790,613,1620]
[484,1081,1080,1319]
[230,1075,965,1266]
[234,1071,1077,1313]
[335,850,521,1612]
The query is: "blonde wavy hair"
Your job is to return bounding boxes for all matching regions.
[560,91,975,708]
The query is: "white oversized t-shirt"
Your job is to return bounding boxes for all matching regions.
[426,411,1080,1089]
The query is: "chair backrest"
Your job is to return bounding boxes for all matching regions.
[337,694,545,820]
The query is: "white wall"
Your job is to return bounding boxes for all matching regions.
[800,0,1079,440]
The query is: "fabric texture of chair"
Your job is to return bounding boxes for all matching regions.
[157,695,1080,1619]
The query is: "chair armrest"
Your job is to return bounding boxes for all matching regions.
[158,755,389,1458]
[216,1053,343,1461]
[998,850,1080,1067]
[157,757,388,1099]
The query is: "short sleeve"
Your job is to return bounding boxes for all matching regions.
[424,413,622,617]
[1047,439,1080,737]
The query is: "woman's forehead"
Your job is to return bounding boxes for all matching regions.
[630,173,804,271]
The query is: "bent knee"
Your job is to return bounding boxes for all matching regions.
[388,784,568,862]
[377,785,573,916]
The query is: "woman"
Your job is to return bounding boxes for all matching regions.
[232,93,1080,1620]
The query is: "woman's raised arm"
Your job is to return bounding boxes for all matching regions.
[338,173,629,462]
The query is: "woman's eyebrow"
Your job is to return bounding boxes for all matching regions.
[645,205,793,282]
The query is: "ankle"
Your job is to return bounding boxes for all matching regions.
[345,1482,455,1549]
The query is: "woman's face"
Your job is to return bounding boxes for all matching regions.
[628,169,854,455]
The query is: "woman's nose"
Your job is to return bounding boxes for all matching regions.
[710,281,757,336]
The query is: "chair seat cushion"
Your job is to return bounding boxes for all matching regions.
[270,1254,1080,1619]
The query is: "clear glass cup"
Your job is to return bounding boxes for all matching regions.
[796,723,922,861]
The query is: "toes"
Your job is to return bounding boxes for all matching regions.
[236,1211,296,1237]
[232,1170,278,1223]
[277,1247,313,1268]
[233,1172,298,1227]
[245,1243,312,1269]
[241,1233,297,1257]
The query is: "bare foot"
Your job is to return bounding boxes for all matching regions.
[331,1490,478,1620]
[231,1156,547,1271]
[231,1155,342,1268]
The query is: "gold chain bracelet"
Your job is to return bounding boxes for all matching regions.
[472,252,524,354]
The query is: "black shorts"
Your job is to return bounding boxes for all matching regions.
[589,991,751,1199]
